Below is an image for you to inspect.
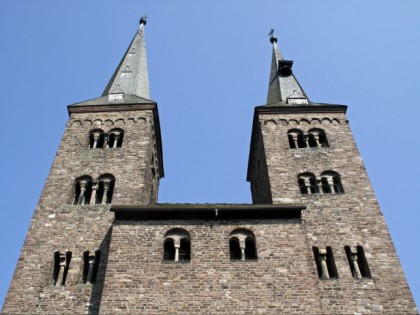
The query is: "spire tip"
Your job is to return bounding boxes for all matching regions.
[268,28,277,43]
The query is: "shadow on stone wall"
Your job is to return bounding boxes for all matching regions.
[88,226,112,315]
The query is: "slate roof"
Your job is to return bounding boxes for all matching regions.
[266,36,309,105]
[102,20,150,99]
[69,19,152,108]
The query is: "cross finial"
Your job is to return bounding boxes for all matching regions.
[139,14,147,26]
[268,28,277,43]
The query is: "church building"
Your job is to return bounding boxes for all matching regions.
[2,18,417,314]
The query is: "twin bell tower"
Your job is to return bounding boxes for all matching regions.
[3,18,417,315]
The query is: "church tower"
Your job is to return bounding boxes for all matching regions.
[247,34,417,313]
[2,18,163,314]
[3,21,417,315]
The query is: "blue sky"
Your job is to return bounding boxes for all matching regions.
[1,0,419,308]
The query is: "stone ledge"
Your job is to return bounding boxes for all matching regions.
[111,204,304,221]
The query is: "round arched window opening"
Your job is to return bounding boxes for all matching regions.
[163,229,191,263]
[229,229,258,261]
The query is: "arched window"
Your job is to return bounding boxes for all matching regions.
[229,229,257,261]
[308,128,329,148]
[287,129,305,148]
[163,229,191,262]
[297,172,318,195]
[73,176,93,205]
[107,128,124,148]
[89,129,105,149]
[95,174,115,204]
[83,250,101,284]
[320,171,344,194]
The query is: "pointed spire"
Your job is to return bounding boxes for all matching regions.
[102,17,150,100]
[266,34,309,105]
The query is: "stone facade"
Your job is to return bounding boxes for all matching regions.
[2,106,162,314]
[3,22,417,315]
[248,107,418,314]
[100,219,319,314]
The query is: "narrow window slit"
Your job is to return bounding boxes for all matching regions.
[313,246,338,280]
[83,250,101,284]
[345,246,371,279]
[53,251,72,286]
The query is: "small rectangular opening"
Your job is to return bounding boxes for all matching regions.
[120,71,132,78]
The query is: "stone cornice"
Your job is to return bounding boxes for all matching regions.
[111,204,304,221]
[256,104,348,115]
[67,103,157,114]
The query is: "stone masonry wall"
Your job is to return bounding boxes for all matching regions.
[2,108,160,315]
[250,111,418,314]
[4,102,417,315]
[100,219,325,314]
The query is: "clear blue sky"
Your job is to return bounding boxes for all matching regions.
[1,0,419,308]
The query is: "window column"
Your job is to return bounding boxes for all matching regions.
[239,239,246,261]
[90,182,98,205]
[174,242,180,262]
[304,135,310,148]
[303,177,312,195]
[112,131,121,148]
[319,249,330,279]
[101,179,111,204]
[91,133,100,148]
[56,253,67,285]
[326,177,335,194]
[77,180,88,205]
[312,132,321,147]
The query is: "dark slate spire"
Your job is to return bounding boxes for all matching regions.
[102,17,150,100]
[266,35,309,105]
[69,18,155,107]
